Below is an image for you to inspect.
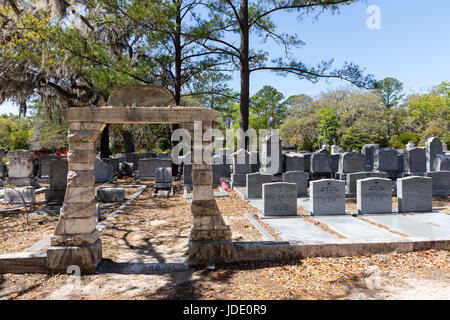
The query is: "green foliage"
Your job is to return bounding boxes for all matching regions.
[250,86,287,130]
[317,106,340,146]
[155,137,171,152]
[374,77,404,109]
[0,115,32,151]
[407,81,450,144]
[388,132,422,149]
[340,127,385,151]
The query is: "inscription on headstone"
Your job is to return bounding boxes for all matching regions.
[357,178,392,214]
[310,180,345,216]
[263,182,297,216]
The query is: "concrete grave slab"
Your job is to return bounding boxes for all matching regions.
[364,213,450,239]
[261,218,340,242]
[314,215,404,241]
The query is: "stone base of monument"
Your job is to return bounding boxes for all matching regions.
[97,187,125,202]
[46,239,102,275]
[45,188,66,202]
[0,252,47,274]
[187,239,234,266]
[3,186,36,204]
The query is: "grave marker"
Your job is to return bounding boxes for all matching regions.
[310,179,346,216]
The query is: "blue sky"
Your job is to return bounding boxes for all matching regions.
[1,0,449,114]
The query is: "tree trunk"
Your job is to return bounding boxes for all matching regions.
[239,0,250,149]
[171,2,183,177]
[121,129,135,153]
[100,124,110,158]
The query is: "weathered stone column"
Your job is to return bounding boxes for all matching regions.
[46,122,104,274]
[186,121,233,265]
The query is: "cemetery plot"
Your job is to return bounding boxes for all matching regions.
[363,213,450,238]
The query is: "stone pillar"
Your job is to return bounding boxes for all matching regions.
[185,121,233,265]
[46,122,104,274]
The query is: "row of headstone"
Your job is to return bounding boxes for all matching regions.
[261,176,435,217]
[124,151,171,171]
[246,171,308,199]
[231,149,259,187]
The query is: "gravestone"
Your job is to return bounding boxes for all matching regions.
[183,157,219,188]
[262,182,297,217]
[183,164,192,187]
[397,176,432,213]
[397,152,404,174]
[426,137,443,172]
[404,147,426,174]
[212,164,221,186]
[246,173,273,198]
[146,151,157,158]
[3,186,36,204]
[283,153,305,172]
[433,154,450,171]
[346,172,389,196]
[282,171,308,197]
[443,142,448,152]
[119,162,133,177]
[102,158,119,175]
[357,178,392,214]
[249,151,260,173]
[38,155,59,179]
[212,154,231,178]
[97,187,125,202]
[300,152,312,173]
[260,125,283,175]
[338,152,366,174]
[138,158,172,179]
[362,144,379,171]
[330,154,340,176]
[310,149,332,180]
[231,149,253,187]
[45,159,68,202]
[7,150,36,186]
[216,149,231,177]
[157,153,171,159]
[94,158,114,183]
[153,167,174,197]
[311,149,331,173]
[125,153,140,171]
[331,144,342,155]
[374,147,398,178]
[425,171,450,196]
[310,179,346,216]
[181,152,192,187]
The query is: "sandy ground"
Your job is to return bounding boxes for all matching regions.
[0,181,449,300]
[1,250,449,300]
